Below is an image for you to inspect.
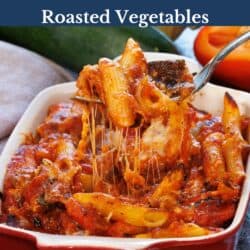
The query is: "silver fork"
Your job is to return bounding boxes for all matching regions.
[192,31,250,94]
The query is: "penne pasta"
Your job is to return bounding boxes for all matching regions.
[222,92,247,186]
[135,76,175,118]
[99,58,136,127]
[136,221,212,238]
[76,105,90,159]
[74,192,168,227]
[149,168,184,208]
[119,38,147,79]
[56,138,75,162]
[182,167,205,204]
[76,64,104,100]
[222,92,243,140]
[202,132,226,186]
[222,135,245,186]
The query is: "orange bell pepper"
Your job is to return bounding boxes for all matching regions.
[194,26,250,91]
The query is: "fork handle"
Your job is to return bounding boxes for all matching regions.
[193,31,250,93]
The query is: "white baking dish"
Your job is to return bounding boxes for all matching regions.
[0,53,249,250]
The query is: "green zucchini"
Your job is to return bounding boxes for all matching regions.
[0,26,177,72]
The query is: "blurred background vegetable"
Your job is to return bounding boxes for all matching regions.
[0,26,249,91]
[0,26,176,72]
[194,26,250,91]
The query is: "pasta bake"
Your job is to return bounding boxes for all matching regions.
[1,38,249,238]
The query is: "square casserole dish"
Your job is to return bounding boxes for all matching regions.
[0,53,249,250]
